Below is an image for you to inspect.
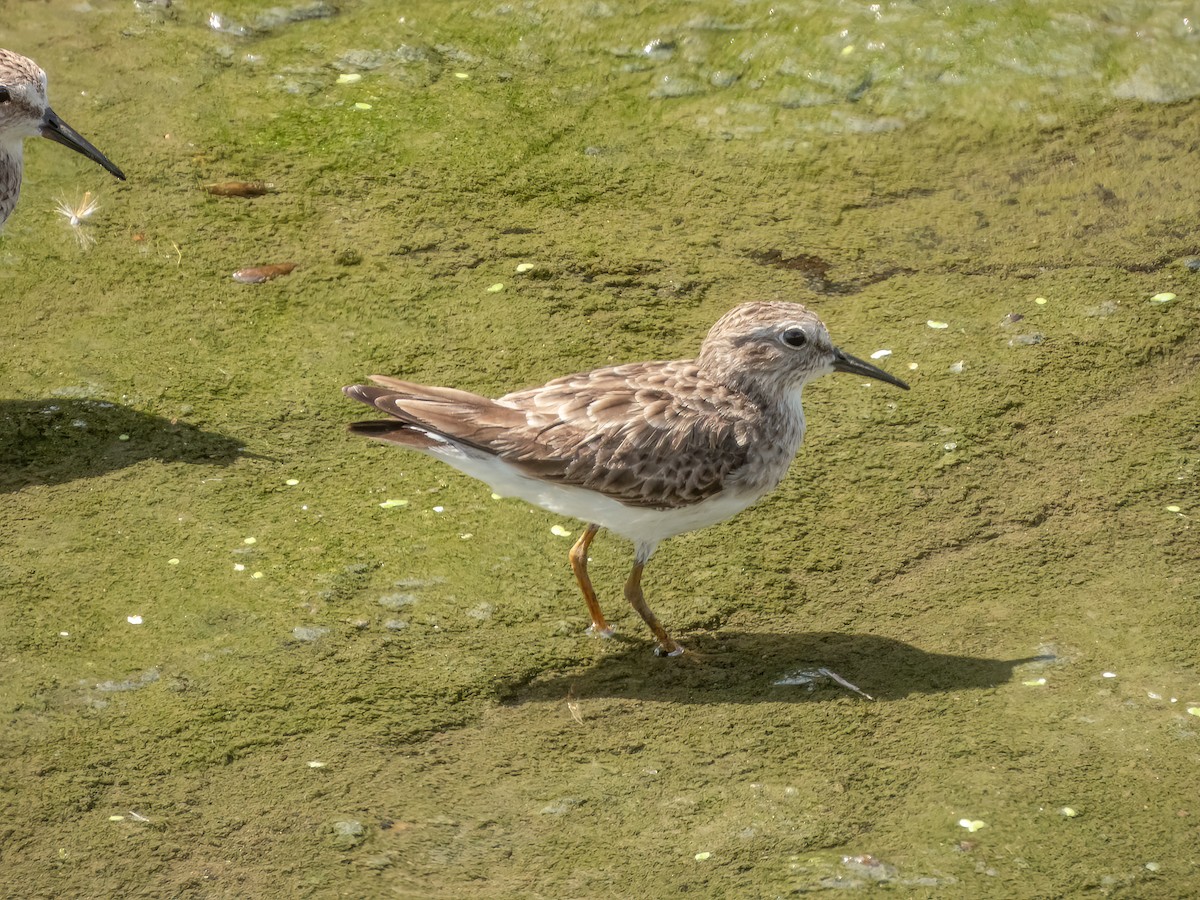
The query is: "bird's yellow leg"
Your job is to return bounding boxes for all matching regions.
[624,561,683,657]
[569,524,613,637]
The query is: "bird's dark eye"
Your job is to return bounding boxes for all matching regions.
[782,327,807,348]
[0,88,10,103]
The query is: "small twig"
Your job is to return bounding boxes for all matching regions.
[566,686,584,724]
[817,667,875,701]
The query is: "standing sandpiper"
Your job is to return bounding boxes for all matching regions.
[344,301,908,656]
[0,49,126,229]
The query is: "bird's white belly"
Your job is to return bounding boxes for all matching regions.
[423,438,767,549]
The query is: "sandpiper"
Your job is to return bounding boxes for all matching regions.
[344,301,908,656]
[0,49,126,229]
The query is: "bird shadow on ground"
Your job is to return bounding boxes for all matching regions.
[0,398,244,492]
[505,631,1050,705]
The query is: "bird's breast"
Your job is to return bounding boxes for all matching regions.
[730,393,807,496]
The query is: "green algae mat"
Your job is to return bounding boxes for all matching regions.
[2,1,1199,897]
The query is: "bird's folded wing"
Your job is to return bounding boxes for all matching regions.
[346,364,754,509]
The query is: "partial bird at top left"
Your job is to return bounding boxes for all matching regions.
[0,48,125,229]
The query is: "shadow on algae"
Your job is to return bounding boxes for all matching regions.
[0,398,244,492]
[509,630,1050,706]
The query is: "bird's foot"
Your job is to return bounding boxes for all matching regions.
[586,624,615,639]
[653,642,685,658]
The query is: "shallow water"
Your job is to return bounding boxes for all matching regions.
[2,1,1199,896]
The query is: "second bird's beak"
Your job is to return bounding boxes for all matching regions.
[832,347,910,390]
[40,107,126,181]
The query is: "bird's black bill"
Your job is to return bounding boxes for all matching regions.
[39,108,126,181]
[832,347,909,390]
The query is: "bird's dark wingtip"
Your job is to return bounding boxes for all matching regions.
[347,419,399,436]
[343,384,385,404]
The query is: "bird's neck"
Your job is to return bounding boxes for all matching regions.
[730,369,807,426]
[0,142,23,228]
[733,382,809,496]
[772,382,808,451]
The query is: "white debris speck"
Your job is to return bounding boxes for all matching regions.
[486,282,505,293]
[336,73,362,84]
[515,263,535,273]
[1145,861,1161,872]
[454,72,470,79]
[870,349,892,359]
[1022,678,1047,686]
[1148,691,1162,700]
[127,615,143,625]
[1060,807,1080,818]
[491,492,503,500]
[958,819,986,832]
[943,442,958,451]
[694,851,712,861]
[467,602,495,621]
[285,479,300,486]
[251,572,264,579]
[926,320,949,329]
[1165,505,1181,513]
[354,102,372,110]
[378,499,408,509]
[460,533,473,540]
[59,631,70,637]
[550,525,573,537]
[243,537,257,545]
[307,760,326,768]
[1187,707,1200,717]
[234,563,245,572]
[108,815,125,822]
[432,505,444,513]
[118,433,130,441]
[167,558,180,565]
[948,360,965,374]
[1102,672,1117,678]
[907,362,919,370]
[1149,292,1176,304]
